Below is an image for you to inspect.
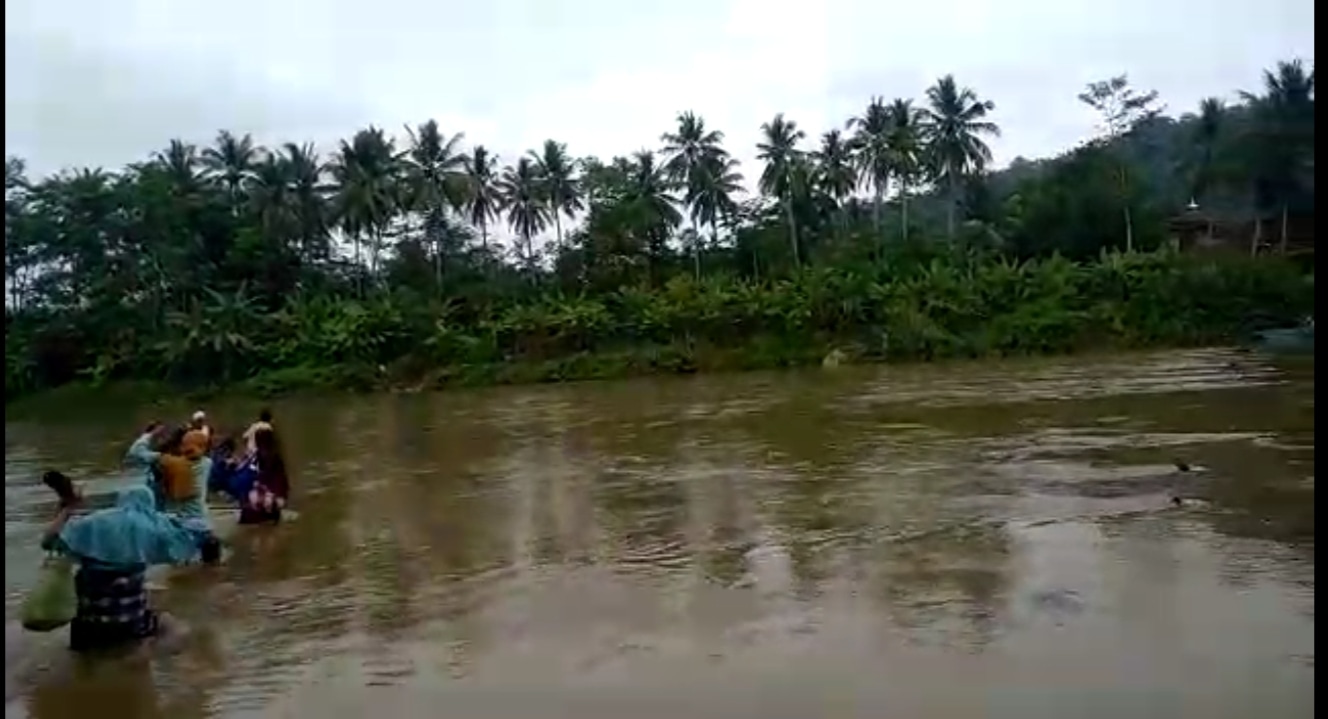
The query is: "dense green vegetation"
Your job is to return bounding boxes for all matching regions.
[5,61,1314,402]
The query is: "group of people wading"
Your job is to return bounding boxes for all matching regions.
[36,409,291,653]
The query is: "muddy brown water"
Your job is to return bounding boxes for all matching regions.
[4,348,1314,719]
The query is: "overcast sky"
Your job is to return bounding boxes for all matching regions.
[5,0,1315,182]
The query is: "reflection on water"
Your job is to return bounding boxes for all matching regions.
[4,348,1315,718]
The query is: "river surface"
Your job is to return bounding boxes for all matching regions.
[3,348,1315,719]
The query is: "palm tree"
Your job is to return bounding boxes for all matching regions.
[497,157,549,270]
[531,140,582,249]
[922,75,1000,238]
[403,120,468,286]
[248,154,294,243]
[684,155,744,273]
[847,97,893,235]
[885,99,924,242]
[201,130,261,210]
[153,139,205,197]
[815,130,856,238]
[661,112,729,182]
[1239,59,1315,252]
[282,142,332,262]
[464,145,501,251]
[624,150,681,282]
[329,126,401,292]
[662,112,731,277]
[1187,97,1225,239]
[756,113,807,266]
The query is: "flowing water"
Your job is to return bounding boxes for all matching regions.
[3,348,1315,719]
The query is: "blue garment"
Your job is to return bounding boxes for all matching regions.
[125,433,167,507]
[229,458,258,501]
[124,433,159,475]
[207,452,233,495]
[49,486,200,570]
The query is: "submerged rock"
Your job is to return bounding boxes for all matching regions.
[822,348,848,369]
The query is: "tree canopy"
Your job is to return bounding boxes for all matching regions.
[4,60,1314,400]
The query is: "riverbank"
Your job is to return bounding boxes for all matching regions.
[0,335,1258,419]
[6,250,1314,412]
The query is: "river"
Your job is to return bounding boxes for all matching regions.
[3,348,1315,718]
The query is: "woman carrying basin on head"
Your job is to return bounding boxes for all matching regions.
[38,477,204,652]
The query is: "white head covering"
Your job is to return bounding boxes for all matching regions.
[192,410,207,423]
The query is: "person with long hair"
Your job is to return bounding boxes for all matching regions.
[238,427,290,525]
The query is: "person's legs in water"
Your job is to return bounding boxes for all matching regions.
[198,534,222,565]
[68,565,160,653]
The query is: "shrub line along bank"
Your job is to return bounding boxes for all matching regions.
[7,248,1311,406]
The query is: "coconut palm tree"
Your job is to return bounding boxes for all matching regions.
[757,113,807,266]
[329,126,401,292]
[815,129,856,237]
[847,97,892,235]
[661,111,729,183]
[403,120,468,286]
[201,130,262,210]
[464,145,501,251]
[623,150,681,281]
[153,139,205,197]
[531,140,582,249]
[662,112,732,277]
[885,99,924,241]
[497,157,549,270]
[282,142,332,262]
[922,75,1000,238]
[685,155,744,265]
[1239,59,1315,252]
[248,154,295,243]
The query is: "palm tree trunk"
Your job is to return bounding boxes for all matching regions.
[1123,204,1134,253]
[554,211,564,250]
[1117,162,1133,252]
[354,235,363,297]
[480,220,489,251]
[692,219,702,280]
[1279,203,1289,254]
[434,217,444,291]
[873,189,884,236]
[784,198,800,267]
[899,183,910,242]
[946,175,958,239]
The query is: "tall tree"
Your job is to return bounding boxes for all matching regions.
[201,130,261,212]
[330,127,401,293]
[662,112,731,276]
[464,145,501,251]
[1078,75,1161,251]
[757,113,807,266]
[403,120,468,287]
[886,99,924,241]
[531,140,582,250]
[814,129,856,238]
[497,157,550,270]
[848,97,893,236]
[923,76,1000,239]
[683,155,743,264]
[281,142,332,263]
[1239,59,1315,252]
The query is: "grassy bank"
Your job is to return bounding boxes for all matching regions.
[7,249,1312,410]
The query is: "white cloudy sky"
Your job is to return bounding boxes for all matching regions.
[5,0,1315,182]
